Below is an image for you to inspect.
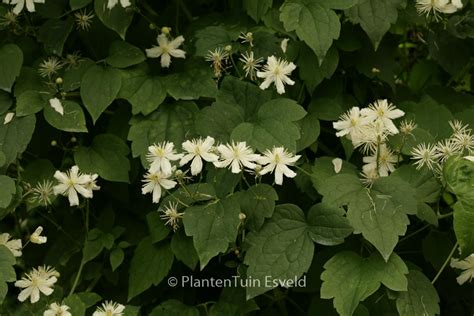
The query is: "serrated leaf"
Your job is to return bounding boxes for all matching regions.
[298,44,339,93]
[346,0,404,49]
[150,300,199,316]
[311,157,358,192]
[80,65,122,123]
[94,0,133,39]
[307,203,353,246]
[0,113,35,166]
[146,212,170,243]
[44,100,88,133]
[243,0,273,22]
[0,176,15,209]
[74,133,130,183]
[396,270,440,316]
[194,26,235,57]
[318,173,364,207]
[171,231,199,270]
[106,41,146,68]
[321,251,408,316]
[183,195,241,269]
[0,44,23,93]
[209,287,259,316]
[240,184,278,232]
[280,0,340,63]
[244,204,314,299]
[128,238,174,301]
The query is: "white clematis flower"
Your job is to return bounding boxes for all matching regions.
[180,136,219,175]
[145,34,186,68]
[44,302,72,316]
[451,254,474,285]
[146,141,183,174]
[258,146,300,185]
[0,233,22,257]
[14,266,59,304]
[4,112,14,125]
[141,170,177,203]
[362,144,398,177]
[333,107,372,143]
[107,0,131,9]
[9,0,45,15]
[214,141,261,174]
[93,301,125,316]
[416,0,463,18]
[257,55,296,94]
[53,166,99,206]
[49,98,64,116]
[360,99,405,135]
[30,226,47,244]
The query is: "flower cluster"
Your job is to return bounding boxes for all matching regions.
[410,120,474,175]
[53,165,100,206]
[451,253,474,285]
[416,0,463,19]
[14,265,59,303]
[333,99,405,183]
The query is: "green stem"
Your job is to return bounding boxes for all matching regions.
[431,241,458,284]
[398,224,430,243]
[438,211,453,219]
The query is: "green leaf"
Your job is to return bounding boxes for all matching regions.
[0,91,12,115]
[80,65,122,123]
[321,251,408,316]
[280,0,340,63]
[232,98,306,152]
[150,300,199,316]
[318,173,364,207]
[70,0,92,10]
[244,204,314,299]
[346,0,404,49]
[194,26,235,57]
[0,176,15,209]
[128,102,198,166]
[44,100,88,133]
[372,176,418,215]
[118,66,166,115]
[298,44,339,93]
[396,270,440,316]
[240,184,278,232]
[161,183,217,208]
[146,211,170,243]
[82,228,115,263]
[0,152,5,168]
[106,41,146,68]
[63,59,95,92]
[0,113,35,166]
[128,238,174,301]
[307,203,353,246]
[171,231,199,270]
[76,292,102,308]
[243,0,273,22]
[16,90,46,117]
[0,246,16,304]
[183,195,241,269]
[209,287,259,316]
[94,0,134,39]
[0,44,23,93]
[74,134,130,183]
[311,157,358,192]
[110,247,124,271]
[63,294,86,316]
[38,18,74,55]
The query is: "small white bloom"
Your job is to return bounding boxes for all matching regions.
[451,131,474,153]
[399,119,417,135]
[30,226,47,244]
[280,38,289,53]
[74,9,94,31]
[332,158,343,174]
[434,139,461,162]
[214,141,261,173]
[160,202,185,232]
[464,156,474,162]
[333,107,372,143]
[416,0,462,18]
[146,141,183,174]
[206,47,229,79]
[141,170,177,203]
[354,120,390,154]
[258,147,300,185]
[360,167,379,186]
[451,254,474,285]
[3,112,14,125]
[44,302,72,316]
[38,57,63,78]
[93,301,125,316]
[360,99,405,135]
[180,136,219,175]
[107,0,131,9]
[449,120,470,135]
[362,144,398,177]
[14,266,58,304]
[30,180,55,207]
[238,31,254,47]
[9,0,45,15]
[0,233,22,257]
[53,166,97,206]
[239,51,263,80]
[49,98,64,116]
[410,143,438,170]
[257,55,296,94]
[146,34,186,68]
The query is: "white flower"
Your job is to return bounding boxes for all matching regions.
[333,107,372,142]
[214,141,261,173]
[464,156,474,162]
[44,302,72,316]
[160,202,185,232]
[14,266,58,304]
[355,120,390,153]
[416,0,462,18]
[38,57,63,78]
[239,51,263,80]
[74,9,94,31]
[434,139,461,162]
[257,56,296,94]
[4,112,14,125]
[180,136,219,175]
[106,0,131,9]
[146,141,183,174]
[451,131,474,153]
[451,254,474,285]
[49,98,64,116]
[449,119,470,135]
[93,301,125,316]
[238,31,254,46]
[30,180,55,207]
[141,170,177,203]
[206,47,229,79]
[0,233,22,257]
[360,99,405,135]
[360,167,379,186]
[9,0,45,15]
[53,166,97,206]
[411,143,438,170]
[258,147,300,185]
[399,119,417,135]
[30,226,47,244]
[362,144,398,177]
[145,34,186,68]
[280,38,289,53]
[332,158,343,174]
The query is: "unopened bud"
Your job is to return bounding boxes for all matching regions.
[51,140,57,147]
[224,45,232,52]
[55,77,63,85]
[149,23,156,30]
[239,213,246,221]
[70,137,77,143]
[161,26,171,34]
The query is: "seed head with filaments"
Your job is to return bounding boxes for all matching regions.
[38,57,63,78]
[399,119,417,135]
[74,9,94,31]
[205,47,229,79]
[449,120,470,135]
[160,202,185,232]
[30,180,55,207]
[410,143,438,170]
[240,51,263,80]
[238,31,254,47]
[434,139,461,162]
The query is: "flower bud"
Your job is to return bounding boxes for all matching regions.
[239,213,246,221]
[55,77,63,85]
[161,26,171,34]
[224,45,232,52]
[51,140,57,147]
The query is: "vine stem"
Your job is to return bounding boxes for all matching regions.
[431,241,459,284]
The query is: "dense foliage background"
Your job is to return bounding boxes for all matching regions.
[0,0,474,315]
